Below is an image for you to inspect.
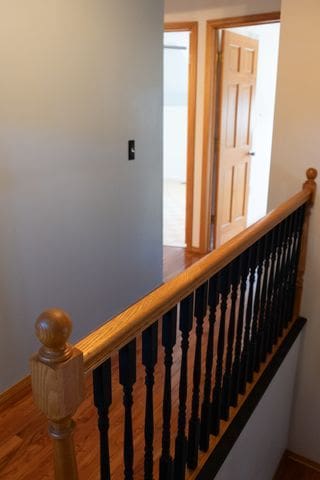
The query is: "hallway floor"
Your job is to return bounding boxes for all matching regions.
[275,454,320,479]
[163,178,186,247]
[163,245,203,281]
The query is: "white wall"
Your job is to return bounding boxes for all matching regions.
[164,31,189,182]
[163,106,188,182]
[0,1,163,392]
[165,0,280,16]
[165,0,281,248]
[216,335,302,480]
[268,0,320,463]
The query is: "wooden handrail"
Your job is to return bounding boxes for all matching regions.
[30,168,317,480]
[76,169,317,374]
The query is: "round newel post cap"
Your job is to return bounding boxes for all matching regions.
[306,168,318,182]
[35,309,73,364]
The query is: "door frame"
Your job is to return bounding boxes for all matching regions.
[164,22,198,251]
[199,12,281,253]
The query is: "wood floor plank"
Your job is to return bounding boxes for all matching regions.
[163,246,203,281]
[0,436,23,469]
[275,455,320,480]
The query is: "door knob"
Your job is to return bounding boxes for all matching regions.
[247,151,255,156]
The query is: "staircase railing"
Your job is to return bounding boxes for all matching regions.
[30,168,317,480]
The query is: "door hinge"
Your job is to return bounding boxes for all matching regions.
[217,51,223,64]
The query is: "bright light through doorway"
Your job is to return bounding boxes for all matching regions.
[163,31,190,247]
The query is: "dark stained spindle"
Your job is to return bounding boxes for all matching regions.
[263,227,277,357]
[286,205,305,327]
[255,233,271,371]
[211,267,230,436]
[200,274,219,451]
[270,222,285,347]
[119,339,137,480]
[282,211,297,330]
[159,307,177,480]
[230,250,250,407]
[142,322,158,480]
[281,213,296,329]
[221,258,240,420]
[239,244,257,393]
[247,240,264,383]
[274,218,289,342]
[93,358,112,480]
[174,294,194,480]
[266,224,282,354]
[278,216,293,338]
[187,282,208,469]
[292,209,305,315]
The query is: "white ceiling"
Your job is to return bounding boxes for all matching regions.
[165,0,281,15]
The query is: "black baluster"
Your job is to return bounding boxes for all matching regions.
[285,208,302,325]
[267,224,282,353]
[142,322,158,480]
[278,216,293,337]
[294,204,307,286]
[119,339,137,480]
[221,258,240,420]
[200,275,219,451]
[247,240,263,383]
[159,307,177,480]
[255,233,271,371]
[174,294,194,480]
[239,244,257,393]
[211,267,230,436]
[274,219,289,342]
[187,282,208,469]
[271,222,285,347]
[93,359,112,480]
[282,213,296,329]
[230,250,250,407]
[286,206,305,326]
[264,227,278,356]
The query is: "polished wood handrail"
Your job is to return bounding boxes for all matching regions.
[76,169,317,374]
[30,168,317,480]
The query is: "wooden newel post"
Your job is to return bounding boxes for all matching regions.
[293,168,318,318]
[30,309,84,480]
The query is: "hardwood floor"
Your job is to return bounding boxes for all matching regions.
[275,453,320,479]
[163,245,204,281]
[163,179,186,247]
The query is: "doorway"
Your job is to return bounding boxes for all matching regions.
[200,13,281,252]
[228,24,281,227]
[163,22,197,253]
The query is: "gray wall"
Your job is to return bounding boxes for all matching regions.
[269,0,320,463]
[0,1,163,391]
[216,335,302,480]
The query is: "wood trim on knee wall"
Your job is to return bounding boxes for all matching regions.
[0,375,31,409]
